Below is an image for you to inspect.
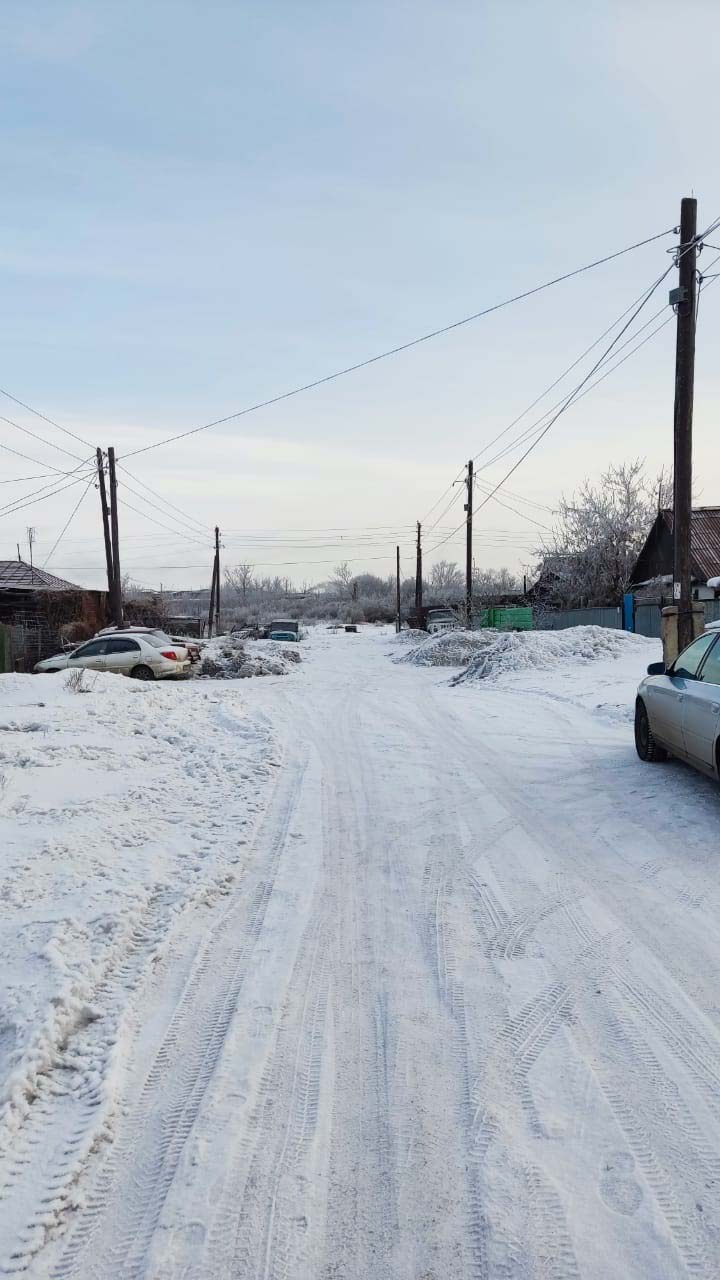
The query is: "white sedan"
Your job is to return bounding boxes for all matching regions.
[35,632,191,680]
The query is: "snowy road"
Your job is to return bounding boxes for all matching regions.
[5,626,720,1278]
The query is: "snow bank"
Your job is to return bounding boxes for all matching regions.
[451,625,648,684]
[387,628,427,645]
[0,669,275,1205]
[197,634,301,679]
[396,628,494,667]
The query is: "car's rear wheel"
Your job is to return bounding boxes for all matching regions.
[130,664,155,681]
[635,698,667,762]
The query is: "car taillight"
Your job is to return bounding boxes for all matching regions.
[161,650,177,660]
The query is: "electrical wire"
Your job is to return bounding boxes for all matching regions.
[115,475,212,544]
[0,411,88,464]
[0,456,96,517]
[116,463,211,535]
[0,436,94,477]
[119,226,677,461]
[420,214,720,541]
[0,472,95,521]
[427,265,681,555]
[116,496,212,545]
[43,478,95,567]
[475,298,671,475]
[0,387,94,449]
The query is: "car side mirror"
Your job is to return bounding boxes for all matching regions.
[647,661,666,675]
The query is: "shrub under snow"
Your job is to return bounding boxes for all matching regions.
[197,635,301,679]
[450,625,647,685]
[396,629,494,667]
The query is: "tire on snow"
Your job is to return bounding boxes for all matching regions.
[635,697,667,763]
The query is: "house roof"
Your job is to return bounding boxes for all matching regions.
[662,507,720,582]
[631,507,720,586]
[0,560,82,592]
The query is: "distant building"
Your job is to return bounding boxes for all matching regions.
[630,507,720,601]
[0,560,107,671]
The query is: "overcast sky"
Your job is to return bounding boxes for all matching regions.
[2,1,720,592]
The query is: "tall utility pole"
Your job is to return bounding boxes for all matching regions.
[415,521,423,620]
[207,553,218,638]
[214,526,221,635]
[96,448,114,603]
[395,545,401,633]
[672,197,698,653]
[107,447,123,627]
[464,458,474,628]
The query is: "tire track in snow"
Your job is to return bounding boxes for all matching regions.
[49,748,308,1280]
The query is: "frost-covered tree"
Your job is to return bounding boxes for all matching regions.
[430,560,464,590]
[533,460,669,607]
[472,566,520,600]
[225,562,254,602]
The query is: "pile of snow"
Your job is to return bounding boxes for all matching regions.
[0,669,275,1208]
[396,628,494,667]
[451,625,648,684]
[197,634,301,679]
[388,628,427,645]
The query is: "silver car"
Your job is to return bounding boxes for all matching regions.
[635,628,720,779]
[35,632,191,680]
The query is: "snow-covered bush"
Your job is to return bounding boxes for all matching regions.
[451,625,647,684]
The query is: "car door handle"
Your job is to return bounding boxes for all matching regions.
[712,702,720,713]
[677,693,684,703]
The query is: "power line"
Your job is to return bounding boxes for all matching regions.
[0,471,94,521]
[43,479,95,567]
[116,495,211,544]
[117,463,210,535]
[428,262,683,555]
[475,299,672,476]
[0,456,96,517]
[0,411,87,465]
[0,387,94,449]
[120,226,676,461]
[114,474,211,544]
[0,436,94,477]
[420,214,720,541]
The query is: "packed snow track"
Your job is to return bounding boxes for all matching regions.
[3,625,720,1279]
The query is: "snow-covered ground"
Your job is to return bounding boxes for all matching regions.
[2,624,720,1279]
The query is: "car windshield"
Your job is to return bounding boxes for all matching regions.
[145,635,170,649]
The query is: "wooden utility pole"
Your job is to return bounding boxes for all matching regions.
[395,545,401,633]
[672,197,698,653]
[96,448,115,604]
[415,521,423,620]
[207,554,218,638]
[464,458,474,628]
[107,447,123,627]
[214,526,221,635]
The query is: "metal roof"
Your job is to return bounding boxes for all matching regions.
[0,560,82,592]
[661,507,720,582]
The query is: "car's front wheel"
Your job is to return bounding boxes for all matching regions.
[635,698,667,762]
[130,664,155,681]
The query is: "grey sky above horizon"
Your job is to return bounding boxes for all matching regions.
[2,0,720,592]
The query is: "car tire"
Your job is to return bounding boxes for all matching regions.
[130,664,155,681]
[635,698,667,763]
